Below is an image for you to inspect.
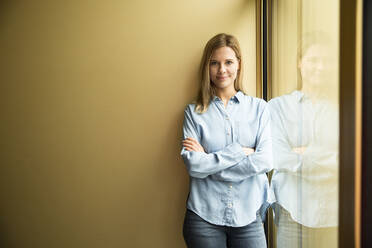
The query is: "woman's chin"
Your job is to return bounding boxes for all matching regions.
[213,81,233,90]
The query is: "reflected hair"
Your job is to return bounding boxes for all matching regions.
[194,33,245,113]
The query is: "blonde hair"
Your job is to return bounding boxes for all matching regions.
[194,33,245,113]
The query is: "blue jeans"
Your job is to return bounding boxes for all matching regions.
[274,205,338,248]
[183,209,267,248]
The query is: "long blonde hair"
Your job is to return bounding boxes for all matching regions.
[195,33,245,113]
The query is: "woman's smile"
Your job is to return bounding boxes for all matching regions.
[216,75,228,80]
[209,46,239,90]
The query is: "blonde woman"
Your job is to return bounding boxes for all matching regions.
[181,33,273,248]
[269,34,339,248]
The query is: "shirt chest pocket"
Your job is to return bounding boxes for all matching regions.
[236,121,257,148]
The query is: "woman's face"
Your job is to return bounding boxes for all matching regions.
[209,46,240,91]
[299,44,329,85]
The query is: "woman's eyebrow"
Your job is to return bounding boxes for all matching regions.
[210,58,235,61]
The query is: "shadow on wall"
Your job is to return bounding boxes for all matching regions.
[153,108,190,217]
[0,0,14,28]
[0,225,12,248]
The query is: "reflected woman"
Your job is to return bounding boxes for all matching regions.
[269,34,339,248]
[180,33,273,248]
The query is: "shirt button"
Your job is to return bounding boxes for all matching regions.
[228,203,232,208]
[229,185,233,189]
[227,133,230,136]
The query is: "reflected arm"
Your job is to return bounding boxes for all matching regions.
[269,100,338,180]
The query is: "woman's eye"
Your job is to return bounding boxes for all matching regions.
[226,61,233,65]
[210,61,217,65]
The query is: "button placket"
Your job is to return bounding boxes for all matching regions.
[226,104,238,142]
[222,182,234,224]
[225,183,234,224]
[217,101,234,143]
[225,114,232,139]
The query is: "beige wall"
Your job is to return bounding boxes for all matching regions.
[0,1,257,247]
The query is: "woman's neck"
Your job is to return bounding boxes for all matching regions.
[215,87,237,107]
[301,83,321,98]
[215,87,237,102]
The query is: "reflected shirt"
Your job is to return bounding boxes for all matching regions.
[269,90,339,228]
[180,91,273,227]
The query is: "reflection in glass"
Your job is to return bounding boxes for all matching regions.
[269,34,339,248]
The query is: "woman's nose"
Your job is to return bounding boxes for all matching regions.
[317,61,324,71]
[218,64,226,73]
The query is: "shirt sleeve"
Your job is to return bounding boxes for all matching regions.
[269,99,338,182]
[180,105,247,179]
[269,99,304,173]
[210,103,273,182]
[298,145,338,182]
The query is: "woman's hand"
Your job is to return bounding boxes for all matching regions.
[292,146,307,154]
[242,147,255,156]
[182,137,206,153]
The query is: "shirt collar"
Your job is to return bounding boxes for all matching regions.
[234,91,244,103]
[212,91,244,103]
[291,90,305,102]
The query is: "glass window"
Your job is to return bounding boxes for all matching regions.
[269,1,339,247]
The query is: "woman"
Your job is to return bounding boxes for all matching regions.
[180,33,273,248]
[269,34,338,248]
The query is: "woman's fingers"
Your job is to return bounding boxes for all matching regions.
[242,147,255,156]
[183,143,196,150]
[292,146,306,154]
[184,137,198,144]
[183,138,198,146]
[184,145,199,152]
[182,139,197,151]
[182,138,205,152]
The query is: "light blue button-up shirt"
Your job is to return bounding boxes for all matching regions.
[181,91,273,227]
[269,91,338,227]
